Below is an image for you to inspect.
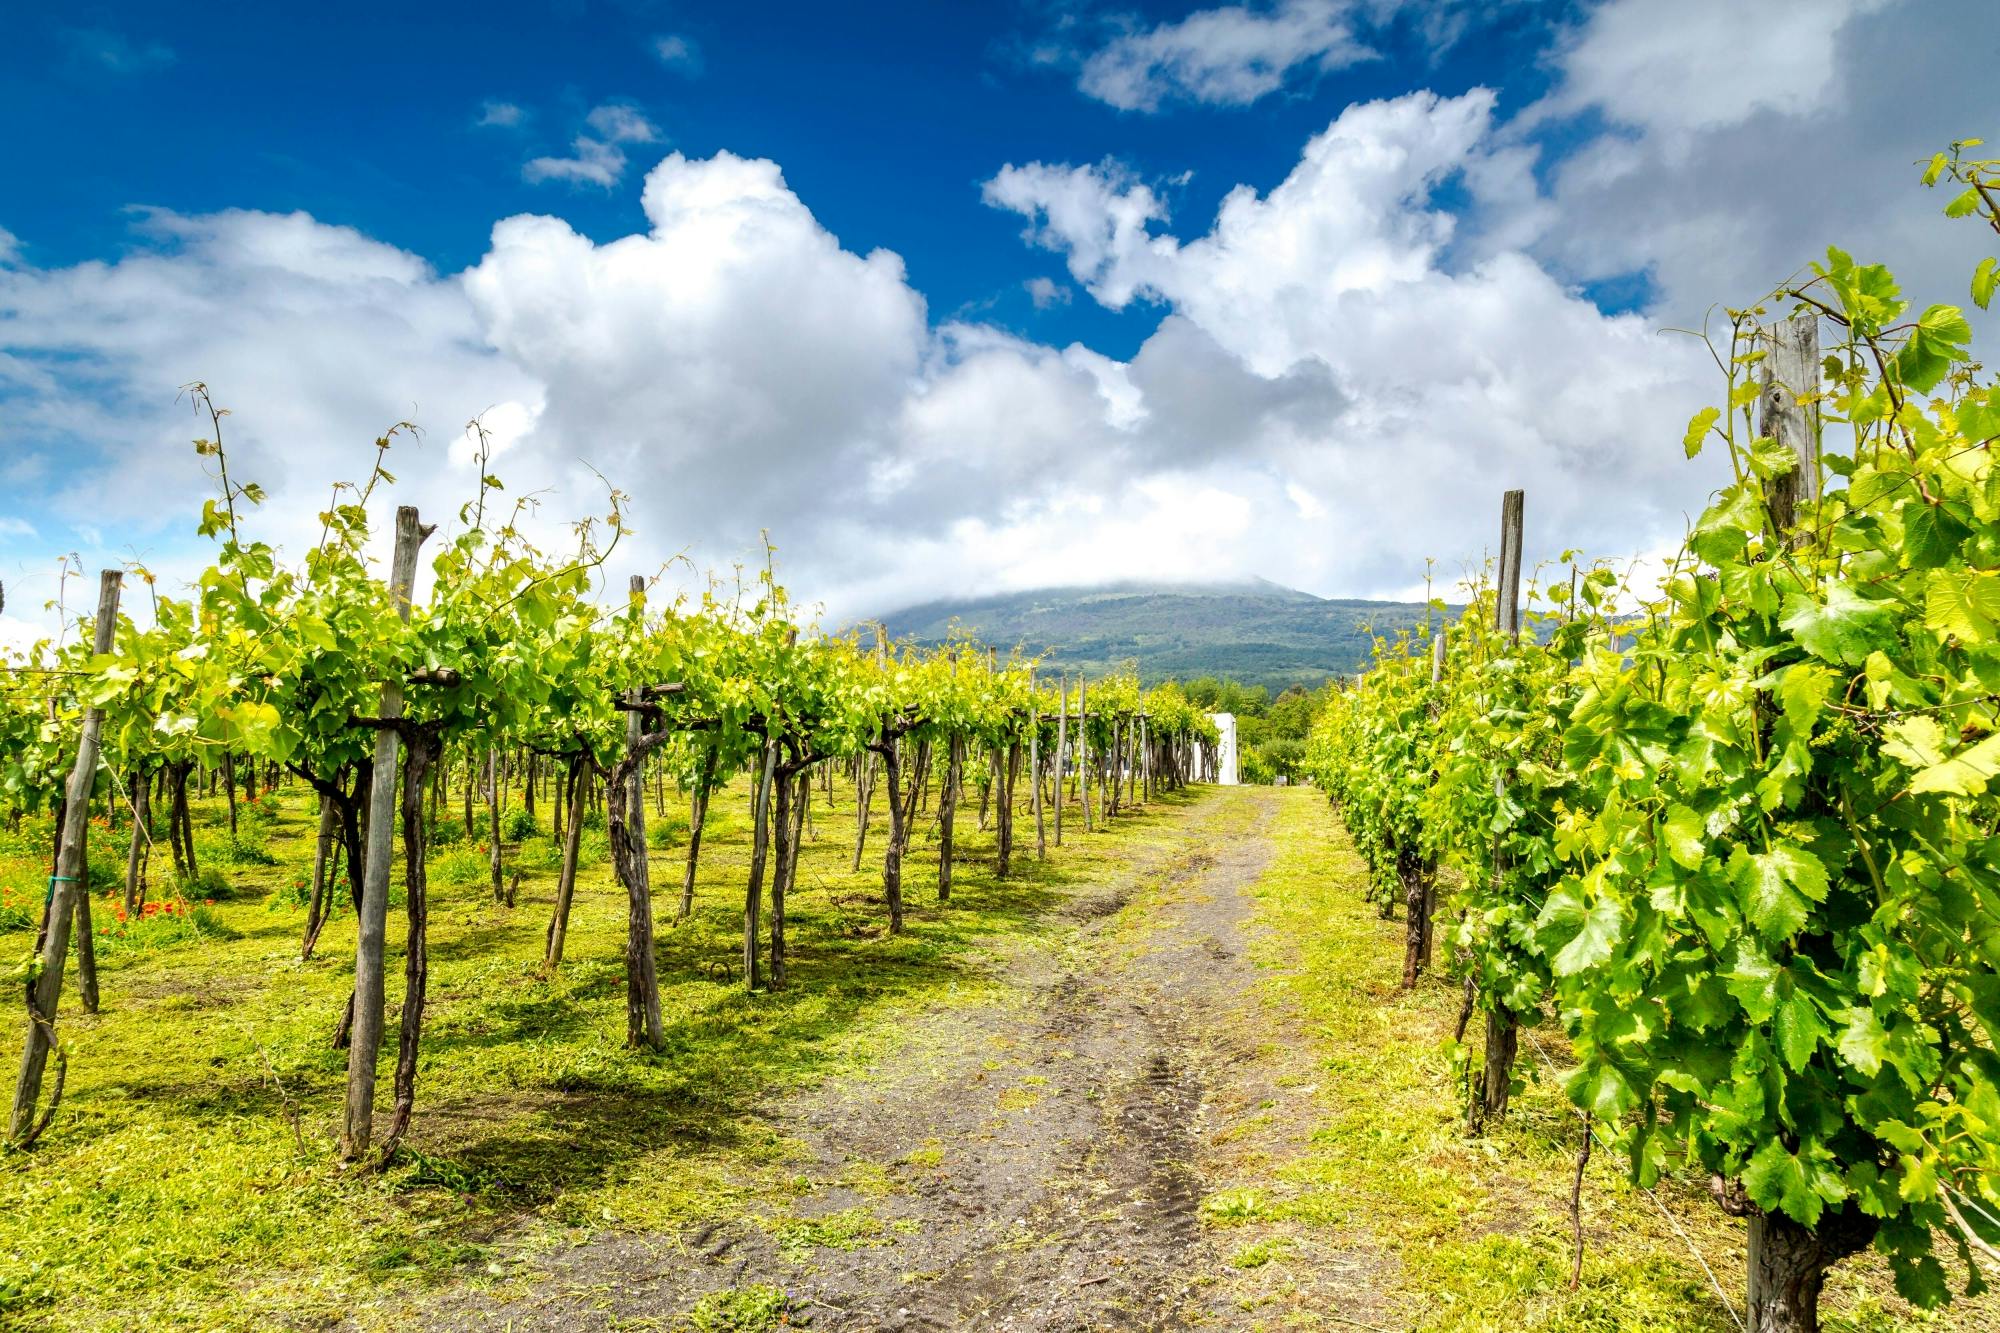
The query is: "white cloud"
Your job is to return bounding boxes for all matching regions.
[8,78,1923,639]
[1503,0,1994,334]
[0,518,37,538]
[476,100,525,129]
[1024,275,1071,308]
[983,90,1719,592]
[585,104,661,144]
[652,34,704,74]
[1533,0,1894,141]
[1078,0,1373,112]
[523,103,662,188]
[0,227,19,267]
[983,161,1170,307]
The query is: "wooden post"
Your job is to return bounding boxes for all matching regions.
[1761,311,1821,544]
[744,738,777,988]
[1749,311,1822,1333]
[851,750,875,871]
[1079,677,1092,833]
[1054,675,1067,847]
[486,749,503,902]
[1478,490,1524,1127]
[1029,671,1045,859]
[341,506,427,1160]
[939,733,961,900]
[1497,489,1524,639]
[621,576,664,1047]
[679,744,717,922]
[1144,716,1160,800]
[10,571,121,1145]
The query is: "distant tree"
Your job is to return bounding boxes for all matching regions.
[1266,685,1320,741]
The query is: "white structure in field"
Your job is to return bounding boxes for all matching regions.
[1210,712,1238,785]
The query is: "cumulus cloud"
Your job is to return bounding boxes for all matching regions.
[984,90,1719,591]
[523,103,662,188]
[476,100,526,129]
[652,34,703,74]
[9,68,1943,638]
[1077,0,1373,111]
[1501,0,1993,329]
[1024,276,1071,309]
[1532,0,1895,140]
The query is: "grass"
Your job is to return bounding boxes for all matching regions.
[11,780,1978,1331]
[1236,786,1990,1333]
[0,771,1198,1331]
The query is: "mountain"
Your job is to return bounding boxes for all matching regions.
[872,580,1450,692]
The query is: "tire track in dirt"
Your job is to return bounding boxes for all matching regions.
[407,788,1395,1331]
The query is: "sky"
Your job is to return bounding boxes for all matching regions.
[1,0,1995,645]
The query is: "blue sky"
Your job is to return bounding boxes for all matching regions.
[4,2,1579,356]
[1,1,1991,643]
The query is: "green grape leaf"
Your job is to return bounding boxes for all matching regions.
[1902,501,1970,569]
[1742,1139,1824,1226]
[1684,406,1720,459]
[1892,305,1972,393]
[1663,804,1707,871]
[1975,256,1997,311]
[1924,568,2000,643]
[1837,1006,1891,1077]
[1780,584,1899,666]
[1774,663,1833,729]
[1882,716,1948,771]
[1564,1058,1638,1120]
[1909,732,2000,796]
[1553,893,1624,976]
[1731,844,1828,942]
[1775,984,1828,1073]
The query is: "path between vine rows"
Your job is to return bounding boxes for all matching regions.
[411,787,1397,1331]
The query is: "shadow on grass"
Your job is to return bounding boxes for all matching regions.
[0,781,1215,1326]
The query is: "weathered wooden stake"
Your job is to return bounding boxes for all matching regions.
[1054,675,1067,847]
[1079,677,1092,833]
[1030,671,1045,858]
[1761,311,1821,544]
[1477,490,1524,1127]
[9,570,121,1146]
[744,739,777,987]
[619,576,665,1046]
[341,507,427,1160]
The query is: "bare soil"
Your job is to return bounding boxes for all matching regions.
[409,788,1396,1331]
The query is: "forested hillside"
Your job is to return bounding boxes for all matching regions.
[876,579,1451,692]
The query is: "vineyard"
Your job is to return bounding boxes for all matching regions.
[2,143,1999,1333]
[1306,148,2000,1332]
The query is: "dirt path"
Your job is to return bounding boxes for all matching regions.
[412,788,1393,1331]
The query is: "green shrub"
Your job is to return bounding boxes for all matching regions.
[431,846,490,887]
[516,837,562,871]
[170,866,236,901]
[85,850,121,889]
[266,869,316,911]
[504,809,540,841]
[95,895,235,954]
[647,813,690,850]
[0,884,36,933]
[430,818,465,847]
[206,827,276,867]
